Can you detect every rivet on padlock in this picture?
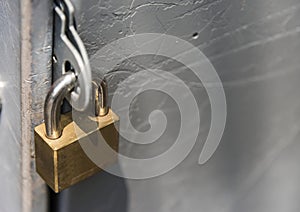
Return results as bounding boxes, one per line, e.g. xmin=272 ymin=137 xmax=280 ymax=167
xmin=34 ymin=73 xmax=119 ymax=193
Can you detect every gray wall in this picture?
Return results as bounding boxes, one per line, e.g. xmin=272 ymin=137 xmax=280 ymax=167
xmin=55 ymin=0 xmax=300 ymax=212
xmin=0 ymin=0 xmax=22 ymax=211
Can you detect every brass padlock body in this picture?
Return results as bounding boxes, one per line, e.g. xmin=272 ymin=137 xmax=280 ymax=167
xmin=34 ymin=109 xmax=119 ymax=193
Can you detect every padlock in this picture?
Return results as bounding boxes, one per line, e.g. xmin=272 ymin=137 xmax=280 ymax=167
xmin=34 ymin=72 xmax=119 ymax=193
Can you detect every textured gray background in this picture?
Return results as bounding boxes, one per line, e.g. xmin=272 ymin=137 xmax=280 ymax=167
xmin=0 ymin=0 xmax=51 ymax=211
xmin=54 ymin=0 xmax=300 ymax=212
xmin=0 ymin=1 xmax=22 ymax=211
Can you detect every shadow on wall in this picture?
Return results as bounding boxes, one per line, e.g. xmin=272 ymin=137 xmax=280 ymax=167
xmin=49 ymin=165 xmax=128 ymax=212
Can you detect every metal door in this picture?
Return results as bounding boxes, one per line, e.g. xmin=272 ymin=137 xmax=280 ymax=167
xmin=51 ymin=0 xmax=300 ymax=212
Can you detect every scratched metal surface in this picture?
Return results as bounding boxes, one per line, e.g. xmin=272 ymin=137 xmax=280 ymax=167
xmin=30 ymin=0 xmax=53 ymax=211
xmin=0 ymin=0 xmax=52 ymax=211
xmin=0 ymin=0 xmax=22 ymax=211
xmin=55 ymin=0 xmax=300 ymax=212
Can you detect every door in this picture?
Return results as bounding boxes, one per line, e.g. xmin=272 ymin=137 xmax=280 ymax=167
xmin=50 ymin=0 xmax=300 ymax=212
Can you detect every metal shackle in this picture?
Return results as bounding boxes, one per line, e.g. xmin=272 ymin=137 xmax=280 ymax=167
xmin=92 ymin=78 xmax=108 ymax=117
xmin=44 ymin=72 xmax=76 ymax=139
